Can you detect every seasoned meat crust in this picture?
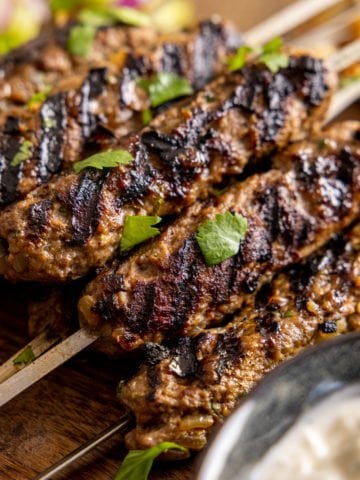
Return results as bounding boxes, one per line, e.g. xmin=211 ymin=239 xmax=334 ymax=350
xmin=0 ymin=54 xmax=335 ymax=282
xmin=0 ymin=19 xmax=239 ymax=205
xmin=119 ymin=221 xmax=360 ymax=451
xmin=78 ymin=123 xmax=360 ymax=350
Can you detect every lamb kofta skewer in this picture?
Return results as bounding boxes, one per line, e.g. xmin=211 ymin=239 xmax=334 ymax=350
xmin=0 ymin=51 xmax=336 ymax=282
xmin=1 ymin=118 xmax=360 ymax=408
xmin=120 ymin=219 xmax=360 ymax=451
xmin=78 ymin=121 xmax=360 ymax=350
xmin=0 ymin=18 xmax=240 ymax=206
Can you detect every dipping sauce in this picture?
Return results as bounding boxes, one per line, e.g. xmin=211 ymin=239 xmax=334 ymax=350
xmin=248 ymin=385 xmax=360 ymax=480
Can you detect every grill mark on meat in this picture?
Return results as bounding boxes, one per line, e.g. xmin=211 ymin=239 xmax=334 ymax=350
xmin=161 ymin=43 xmax=184 ymax=76
xmin=120 ymin=222 xmax=360 ymax=451
xmin=37 ymin=93 xmax=67 ymax=181
xmin=0 ymin=117 xmax=22 ymax=204
xmin=28 ymin=199 xmax=52 ymax=236
xmin=79 ymin=68 xmax=108 ymax=139
xmin=193 ymin=19 xmax=227 ymax=89
xmin=80 ymin=127 xmax=360 ymax=350
xmin=0 ymin=20 xmax=239 ymax=207
xmin=0 ymin=54 xmax=336 ymax=282
xmin=68 ymin=169 xmax=107 ymax=245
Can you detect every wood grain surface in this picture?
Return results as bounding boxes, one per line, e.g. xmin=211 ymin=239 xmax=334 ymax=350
xmin=0 ymin=0 xmax=359 ymax=479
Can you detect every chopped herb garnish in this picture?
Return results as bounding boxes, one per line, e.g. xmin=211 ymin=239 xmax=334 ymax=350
xmin=259 ymin=37 xmax=289 ymax=73
xmin=68 ymin=24 xmax=96 ymax=57
xmin=318 ymin=139 xmax=326 ymax=150
xmin=27 ymin=86 xmax=51 ymax=109
xmin=227 ymin=36 xmax=289 ymax=74
xmin=228 ymin=45 xmax=253 ymax=72
xmin=196 ymin=212 xmax=248 ymax=266
xmin=137 ymin=72 xmax=194 ymax=108
xmin=284 ymin=311 xmax=295 ymax=318
xmin=115 ymin=442 xmax=188 ymax=480
xmin=120 ymin=215 xmax=162 ymax=253
xmin=11 ymin=140 xmax=33 ymax=167
xmin=141 ymin=108 xmax=153 ymax=126
xmin=13 ymin=346 xmax=35 ymax=366
xmin=73 ymin=150 xmax=133 ymax=174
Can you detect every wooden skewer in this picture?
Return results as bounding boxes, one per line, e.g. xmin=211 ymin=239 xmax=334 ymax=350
xmin=0 ymin=0 xmax=347 ymax=395
xmin=0 ymin=330 xmax=61 ymax=384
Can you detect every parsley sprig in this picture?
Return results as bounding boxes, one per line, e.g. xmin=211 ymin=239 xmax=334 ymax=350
xmin=73 ymin=150 xmax=133 ymax=174
xmin=228 ymin=37 xmax=289 ymax=74
xmin=196 ymin=212 xmax=248 ymax=266
xmin=115 ymin=442 xmax=188 ymax=480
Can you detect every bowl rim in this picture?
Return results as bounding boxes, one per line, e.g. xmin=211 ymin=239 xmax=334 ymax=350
xmin=197 ymin=331 xmax=360 ymax=480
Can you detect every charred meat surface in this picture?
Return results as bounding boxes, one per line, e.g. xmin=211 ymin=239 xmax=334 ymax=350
xmin=0 ymin=54 xmax=335 ymax=282
xmin=0 ymin=19 xmax=240 ymax=205
xmin=78 ymin=123 xmax=360 ymax=350
xmin=119 ymin=221 xmax=360 ymax=451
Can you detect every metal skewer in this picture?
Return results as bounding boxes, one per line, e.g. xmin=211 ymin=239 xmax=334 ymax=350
xmin=33 ymin=415 xmax=132 ymax=480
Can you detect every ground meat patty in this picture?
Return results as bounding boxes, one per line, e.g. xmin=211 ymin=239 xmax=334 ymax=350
xmin=119 ymin=221 xmax=360 ymax=451
xmin=0 ymin=18 xmax=240 ymax=205
xmin=0 ymin=53 xmax=335 ymax=282
xmin=78 ymin=122 xmax=360 ymax=350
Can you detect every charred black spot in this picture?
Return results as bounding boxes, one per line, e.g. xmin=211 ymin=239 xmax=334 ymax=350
xmin=256 ymin=312 xmax=280 ymax=336
xmin=143 ymin=343 xmax=170 ymax=366
xmin=287 ymin=56 xmax=329 ymax=107
xmin=161 ymin=43 xmax=184 ymax=76
xmin=68 ymin=169 xmax=106 ymax=245
xmin=37 ymin=93 xmax=67 ymax=182
xmin=169 ymin=337 xmax=200 ymax=378
xmin=215 ymin=330 xmax=242 ymax=378
xmin=354 ymin=130 xmax=360 ymax=142
xmin=0 ymin=117 xmax=22 ymax=205
xmin=80 ymin=68 xmax=108 ymax=139
xmin=146 ymin=366 xmax=160 ymax=401
xmin=120 ymin=54 xmax=147 ymax=107
xmin=320 ymin=320 xmax=337 ymax=334
xmin=27 ymin=199 xmax=52 ymax=235
xmin=193 ymin=20 xmax=225 ymax=89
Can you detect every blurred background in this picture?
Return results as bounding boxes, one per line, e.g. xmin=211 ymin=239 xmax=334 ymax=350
xmin=0 ymin=0 xmax=294 ymax=54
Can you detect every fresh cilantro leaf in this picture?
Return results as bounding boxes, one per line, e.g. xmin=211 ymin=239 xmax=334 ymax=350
xmin=227 ymin=45 xmax=253 ymax=72
xmin=262 ymin=36 xmax=283 ymax=54
xmin=27 ymin=86 xmax=51 ymax=109
xmin=68 ymin=24 xmax=96 ymax=57
xmin=259 ymin=36 xmax=289 ymax=73
xmin=11 ymin=140 xmax=33 ymax=167
xmin=196 ymin=212 xmax=248 ymax=266
xmin=115 ymin=442 xmax=188 ymax=480
xmin=141 ymin=108 xmax=153 ymax=126
xmin=137 ymin=72 xmax=194 ymax=108
xmin=73 ymin=150 xmax=133 ymax=173
xmin=120 ymin=215 xmax=162 ymax=253
xmin=13 ymin=346 xmax=36 ymax=366
xmin=259 ymin=52 xmax=289 ymax=73
xmin=78 ymin=8 xmax=116 ymax=27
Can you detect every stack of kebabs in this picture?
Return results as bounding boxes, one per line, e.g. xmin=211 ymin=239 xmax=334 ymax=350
xmin=0 ymin=2 xmax=360 ymax=463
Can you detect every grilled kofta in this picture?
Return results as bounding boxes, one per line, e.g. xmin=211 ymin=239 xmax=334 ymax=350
xmin=120 ymin=221 xmax=360 ymax=451
xmin=0 ymin=19 xmax=240 ymax=205
xmin=78 ymin=122 xmax=360 ymax=350
xmin=0 ymin=53 xmax=335 ymax=282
